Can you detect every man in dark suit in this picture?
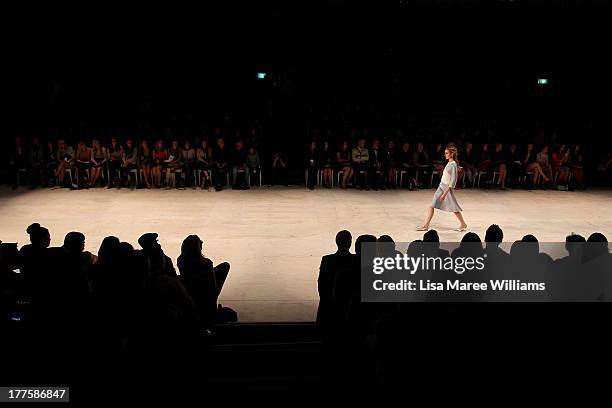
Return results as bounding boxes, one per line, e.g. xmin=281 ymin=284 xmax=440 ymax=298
xmin=316 ymin=230 xmax=354 ymax=335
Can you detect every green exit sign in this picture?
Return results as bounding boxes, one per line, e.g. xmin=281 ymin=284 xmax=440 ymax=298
xmin=537 ymin=78 xmax=548 ymax=85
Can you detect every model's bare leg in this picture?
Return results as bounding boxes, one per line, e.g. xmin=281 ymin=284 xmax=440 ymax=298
xmin=454 ymin=212 xmax=467 ymax=229
xmin=418 ymin=207 xmax=435 ymax=230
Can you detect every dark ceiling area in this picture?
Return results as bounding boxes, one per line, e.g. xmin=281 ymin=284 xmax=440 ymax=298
xmin=2 ymin=1 xmax=610 ymax=140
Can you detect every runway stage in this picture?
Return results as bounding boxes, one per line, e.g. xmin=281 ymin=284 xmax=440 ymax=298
xmin=1 ymin=186 xmax=611 ymax=321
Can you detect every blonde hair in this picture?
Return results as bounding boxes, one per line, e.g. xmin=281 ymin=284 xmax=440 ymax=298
xmin=445 ymin=145 xmax=458 ymax=161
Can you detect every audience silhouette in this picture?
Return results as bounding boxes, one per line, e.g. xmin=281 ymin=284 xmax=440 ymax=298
xmin=1 ymin=222 xmax=610 ymax=392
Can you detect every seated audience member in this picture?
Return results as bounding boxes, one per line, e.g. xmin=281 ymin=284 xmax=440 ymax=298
xmin=90 ymin=139 xmax=108 ymax=187
xmin=271 ymin=151 xmax=289 ymax=186
xmin=536 ymin=145 xmax=554 ymax=186
xmin=336 ymin=140 xmax=354 ymax=189
xmin=140 ymin=247 xmax=197 ymax=349
xmin=246 ymin=146 xmax=261 ymax=186
xmin=9 ymin=136 xmax=28 ymax=189
xmin=60 ymin=232 xmax=95 ymax=302
xmin=317 ymin=230 xmax=354 ymax=336
xmin=507 ymin=144 xmax=523 ymax=186
xmin=476 ymin=143 xmax=492 ymax=175
xmin=231 ymin=140 xmax=249 ymax=189
xmin=422 ymin=230 xmax=451 ymax=258
xmin=570 ymin=144 xmax=585 ymax=189
xmin=451 ymin=232 xmax=484 ymax=260
xmin=107 ymin=137 xmax=124 ymax=188
xmin=56 ymin=138 xmax=75 ymax=187
xmin=74 ymin=141 xmax=92 ymax=188
xmin=139 ymin=140 xmax=153 ymax=189
xmin=431 ymin=143 xmax=445 ymax=173
xmin=122 ymin=138 xmax=139 ymax=187
xmin=384 ymin=140 xmax=398 ymax=189
xmin=177 ymin=235 xmax=231 ymax=326
xmin=351 ymin=138 xmax=370 ymax=190
xmin=461 ymin=142 xmax=477 ymax=186
xmin=340 ymin=234 xmax=377 ymax=332
xmin=398 ymin=141 xmax=416 ymax=189
xmin=484 ymin=224 xmax=510 ymax=261
xmin=583 ymin=233 xmax=610 ymax=264
xmin=180 ymin=140 xmax=196 ymax=188
xmin=305 ymin=141 xmax=319 ymax=190
xmin=28 ymin=136 xmax=45 ymax=187
xmin=522 ymin=143 xmax=550 ymax=186
xmin=18 ymin=223 xmax=51 ymax=273
xmin=213 ymin=137 xmax=230 ymax=191
xmin=492 ymin=142 xmax=508 ymax=189
xmin=63 ymin=231 xmax=97 ymax=270
xmin=45 ymin=140 xmax=58 ymax=187
xmin=90 ymin=237 xmax=150 ymax=350
xmin=320 ymin=141 xmax=335 ymax=188
xmin=555 ymin=234 xmax=586 ymax=266
xmin=138 ymin=233 xmax=177 ymax=278
xmin=369 ymin=139 xmax=385 ymax=190
xmin=412 ymin=142 xmax=431 ymax=187
xmin=152 ymin=139 xmax=168 ymax=188
xmin=551 ymin=143 xmax=571 ymax=186
xmin=167 ymin=140 xmax=182 ymax=188
xmin=196 ymin=139 xmax=213 ymax=188
xmin=377 ymin=235 xmax=403 ymax=258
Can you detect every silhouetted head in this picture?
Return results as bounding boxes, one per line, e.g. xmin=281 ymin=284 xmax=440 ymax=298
xmin=26 ymin=223 xmax=50 ymax=249
xmin=377 ymin=235 xmax=396 ymax=257
xmin=461 ymin=232 xmax=481 ymax=243
xmin=335 ymin=230 xmax=352 ymax=252
xmin=407 ymin=240 xmax=424 ymax=257
xmin=181 ymin=235 xmax=203 ymax=259
xmin=423 ymin=230 xmax=440 ymax=243
xmin=63 ymin=231 xmax=85 ymax=254
xmin=355 ymin=234 xmax=377 ymax=256
xmin=119 ymin=241 xmax=134 ymax=254
xmin=565 ymin=233 xmax=586 ymax=255
xmin=98 ymin=236 xmax=121 ymax=264
xmin=520 ymin=234 xmax=540 ymax=257
xmin=587 ymin=233 xmax=608 ymax=243
xmin=138 ymin=233 xmax=161 ymax=253
xmin=585 ymin=232 xmax=609 ymax=259
xmin=485 ymin=224 xmax=504 ymax=244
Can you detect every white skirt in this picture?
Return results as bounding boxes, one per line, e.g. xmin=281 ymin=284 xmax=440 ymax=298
xmin=431 ymin=182 xmax=462 ymax=212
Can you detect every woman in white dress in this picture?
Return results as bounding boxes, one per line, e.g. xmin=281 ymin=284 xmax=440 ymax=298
xmin=417 ymin=145 xmax=467 ymax=232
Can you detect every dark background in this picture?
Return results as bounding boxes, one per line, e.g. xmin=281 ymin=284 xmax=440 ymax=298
xmin=3 ymin=0 xmax=611 ymax=176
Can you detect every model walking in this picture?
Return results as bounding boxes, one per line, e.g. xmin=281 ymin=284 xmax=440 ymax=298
xmin=417 ymin=145 xmax=467 ymax=232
